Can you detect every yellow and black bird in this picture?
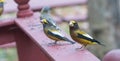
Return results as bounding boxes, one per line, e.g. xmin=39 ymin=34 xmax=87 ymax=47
xmin=69 ymin=20 xmax=104 ymax=49
xmin=0 ymin=0 xmax=4 ymax=15
xmin=40 ymin=6 xmax=60 ymax=30
xmin=41 ymin=19 xmax=75 ymax=44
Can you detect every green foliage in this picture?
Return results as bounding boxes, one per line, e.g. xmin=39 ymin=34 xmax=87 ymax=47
xmin=0 ymin=48 xmax=18 ymax=61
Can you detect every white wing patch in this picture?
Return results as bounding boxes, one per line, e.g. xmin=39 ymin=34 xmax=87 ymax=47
xmin=52 ymin=31 xmax=64 ymax=37
xmin=83 ymin=34 xmax=93 ymax=39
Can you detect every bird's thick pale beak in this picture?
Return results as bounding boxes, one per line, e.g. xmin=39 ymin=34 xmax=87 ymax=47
xmin=40 ymin=19 xmax=48 ymax=24
xmin=40 ymin=19 xmax=44 ymax=23
xmin=69 ymin=21 xmax=74 ymax=26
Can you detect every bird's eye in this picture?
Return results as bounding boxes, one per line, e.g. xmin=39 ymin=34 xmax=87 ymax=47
xmin=72 ymin=21 xmax=76 ymax=24
xmin=70 ymin=20 xmax=76 ymax=25
xmin=69 ymin=22 xmax=74 ymax=26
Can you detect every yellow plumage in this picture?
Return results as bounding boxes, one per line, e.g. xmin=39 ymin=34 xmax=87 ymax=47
xmin=0 ymin=8 xmax=3 ymax=15
xmin=69 ymin=20 xmax=103 ymax=48
xmin=72 ymin=30 xmax=95 ymax=44
xmin=41 ymin=19 xmax=75 ymax=44
xmin=0 ymin=0 xmax=4 ymax=2
xmin=0 ymin=0 xmax=4 ymax=15
xmin=44 ymin=29 xmax=63 ymax=41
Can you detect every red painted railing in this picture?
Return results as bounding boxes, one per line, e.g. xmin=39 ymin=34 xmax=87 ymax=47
xmin=0 ymin=0 xmax=100 ymax=61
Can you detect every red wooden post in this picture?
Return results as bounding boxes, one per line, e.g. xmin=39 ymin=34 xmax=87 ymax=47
xmin=14 ymin=0 xmax=33 ymax=18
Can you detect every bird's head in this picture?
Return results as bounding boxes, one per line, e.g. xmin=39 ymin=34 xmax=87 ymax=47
xmin=69 ymin=20 xmax=77 ymax=26
xmin=40 ymin=19 xmax=48 ymax=24
xmin=0 ymin=0 xmax=4 ymax=3
xmin=69 ymin=20 xmax=79 ymax=29
xmin=41 ymin=6 xmax=51 ymax=13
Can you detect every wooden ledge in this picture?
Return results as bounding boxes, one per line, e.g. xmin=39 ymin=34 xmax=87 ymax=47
xmin=0 ymin=19 xmax=15 ymax=27
xmin=0 ymin=42 xmax=16 ymax=48
xmin=14 ymin=15 xmax=100 ymax=61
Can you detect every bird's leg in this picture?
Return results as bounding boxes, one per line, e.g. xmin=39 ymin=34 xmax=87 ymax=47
xmin=81 ymin=44 xmax=87 ymax=51
xmin=84 ymin=44 xmax=87 ymax=48
xmin=79 ymin=45 xmax=84 ymax=49
xmin=54 ymin=41 xmax=57 ymax=44
xmin=76 ymin=44 xmax=87 ymax=51
xmin=76 ymin=45 xmax=84 ymax=50
xmin=48 ymin=41 xmax=57 ymax=46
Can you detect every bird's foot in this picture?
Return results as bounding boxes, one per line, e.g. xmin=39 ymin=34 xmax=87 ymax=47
xmin=71 ymin=42 xmax=76 ymax=44
xmin=75 ymin=48 xmax=86 ymax=51
xmin=48 ymin=41 xmax=58 ymax=45
xmin=75 ymin=45 xmax=86 ymax=51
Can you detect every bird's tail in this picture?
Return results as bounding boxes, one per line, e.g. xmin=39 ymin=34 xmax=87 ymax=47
xmin=94 ymin=39 xmax=105 ymax=47
xmin=98 ymin=42 xmax=105 ymax=47
xmin=63 ymin=37 xmax=75 ymax=44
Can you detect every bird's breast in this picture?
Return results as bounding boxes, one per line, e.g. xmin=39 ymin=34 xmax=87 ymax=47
xmin=0 ymin=8 xmax=3 ymax=15
xmin=44 ymin=29 xmax=62 ymax=41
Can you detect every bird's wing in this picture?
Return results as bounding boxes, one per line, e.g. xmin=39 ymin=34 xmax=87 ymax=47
xmin=76 ymin=31 xmax=97 ymax=42
xmin=77 ymin=30 xmax=93 ymax=39
xmin=75 ymin=30 xmax=103 ymax=45
xmin=82 ymin=33 xmax=93 ymax=39
xmin=47 ymin=30 xmax=64 ymax=39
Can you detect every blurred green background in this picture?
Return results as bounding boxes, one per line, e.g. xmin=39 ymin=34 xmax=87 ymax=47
xmin=0 ymin=48 xmax=18 ymax=61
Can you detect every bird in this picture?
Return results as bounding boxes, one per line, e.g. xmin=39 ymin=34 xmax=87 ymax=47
xmin=40 ymin=6 xmax=60 ymax=30
xmin=69 ymin=20 xmax=104 ymax=49
xmin=40 ymin=19 xmax=75 ymax=44
xmin=0 ymin=0 xmax=4 ymax=15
